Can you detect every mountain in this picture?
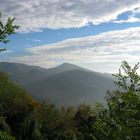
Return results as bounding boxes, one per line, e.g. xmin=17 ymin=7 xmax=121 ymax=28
xmin=0 ymin=62 xmax=116 ymax=106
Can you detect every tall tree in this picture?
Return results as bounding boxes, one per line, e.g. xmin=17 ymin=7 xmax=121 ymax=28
xmin=113 ymin=61 xmax=140 ymax=92
xmin=0 ymin=12 xmax=19 ymax=52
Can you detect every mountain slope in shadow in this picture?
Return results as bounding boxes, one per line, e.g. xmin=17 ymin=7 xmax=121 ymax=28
xmin=0 ymin=62 xmax=115 ymax=106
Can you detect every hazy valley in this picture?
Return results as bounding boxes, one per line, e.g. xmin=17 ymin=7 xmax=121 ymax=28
xmin=0 ymin=62 xmax=116 ymax=106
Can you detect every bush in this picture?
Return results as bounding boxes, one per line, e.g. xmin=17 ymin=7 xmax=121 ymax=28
xmin=0 ymin=131 xmax=15 ymax=140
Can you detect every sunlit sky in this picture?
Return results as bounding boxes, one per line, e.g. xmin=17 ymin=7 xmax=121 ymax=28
xmin=0 ymin=0 xmax=140 ymax=73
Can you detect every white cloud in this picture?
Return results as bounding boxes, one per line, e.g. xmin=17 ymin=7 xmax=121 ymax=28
xmin=1 ymin=0 xmax=140 ymax=32
xmin=114 ymin=7 xmax=140 ymax=23
xmin=32 ymin=39 xmax=42 ymax=42
xmin=27 ymin=38 xmax=42 ymax=42
xmin=8 ymin=27 xmax=140 ymax=72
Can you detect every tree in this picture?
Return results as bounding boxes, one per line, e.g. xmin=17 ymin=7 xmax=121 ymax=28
xmin=110 ymin=61 xmax=140 ymax=139
xmin=113 ymin=61 xmax=140 ymax=92
xmin=106 ymin=91 xmax=140 ymax=139
xmin=0 ymin=12 xmax=19 ymax=52
xmin=0 ymin=72 xmax=36 ymax=139
xmin=95 ymin=61 xmax=140 ymax=139
xmin=74 ymin=104 xmax=96 ymax=140
xmin=90 ymin=61 xmax=140 ymax=140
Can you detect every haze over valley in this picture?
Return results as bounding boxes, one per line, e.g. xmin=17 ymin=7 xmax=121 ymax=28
xmin=0 ymin=62 xmax=115 ymax=106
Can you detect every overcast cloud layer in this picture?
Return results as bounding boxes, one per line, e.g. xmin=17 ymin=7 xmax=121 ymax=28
xmin=8 ymin=27 xmax=140 ymax=72
xmin=1 ymin=0 xmax=140 ymax=32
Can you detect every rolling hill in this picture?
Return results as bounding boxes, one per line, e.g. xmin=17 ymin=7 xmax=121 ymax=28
xmin=0 ymin=62 xmax=116 ymax=106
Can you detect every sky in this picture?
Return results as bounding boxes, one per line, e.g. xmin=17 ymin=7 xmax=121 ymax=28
xmin=0 ymin=0 xmax=140 ymax=73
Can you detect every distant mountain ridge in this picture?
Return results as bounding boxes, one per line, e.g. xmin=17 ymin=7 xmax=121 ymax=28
xmin=0 ymin=62 xmax=115 ymax=106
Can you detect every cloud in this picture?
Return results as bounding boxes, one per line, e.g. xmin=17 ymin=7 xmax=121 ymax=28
xmin=114 ymin=8 xmax=140 ymax=23
xmin=32 ymin=39 xmax=42 ymax=42
xmin=27 ymin=38 xmax=42 ymax=42
xmin=1 ymin=0 xmax=140 ymax=32
xmin=8 ymin=27 xmax=140 ymax=72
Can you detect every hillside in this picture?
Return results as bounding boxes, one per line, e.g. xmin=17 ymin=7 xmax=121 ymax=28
xmin=0 ymin=62 xmax=116 ymax=105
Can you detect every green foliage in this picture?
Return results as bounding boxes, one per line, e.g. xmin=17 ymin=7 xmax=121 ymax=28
xmin=0 ymin=117 xmax=10 ymax=133
xmin=107 ymin=91 xmax=140 ymax=139
xmin=0 ymin=12 xmax=19 ymax=51
xmin=95 ymin=91 xmax=140 ymax=139
xmin=0 ymin=61 xmax=140 ymax=139
xmin=0 ymin=72 xmax=36 ymax=138
xmin=0 ymin=131 xmax=15 ymax=140
xmin=74 ymin=104 xmax=96 ymax=140
xmin=113 ymin=61 xmax=140 ymax=92
xmin=97 ymin=61 xmax=140 ymax=139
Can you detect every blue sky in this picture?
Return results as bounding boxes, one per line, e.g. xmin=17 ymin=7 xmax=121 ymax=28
xmin=1 ymin=0 xmax=140 ymax=73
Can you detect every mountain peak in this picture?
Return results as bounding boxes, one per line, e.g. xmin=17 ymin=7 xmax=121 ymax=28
xmin=0 ymin=61 xmax=115 ymax=106
xmin=55 ymin=63 xmax=87 ymax=72
xmin=59 ymin=63 xmax=78 ymax=67
xmin=59 ymin=63 xmax=89 ymax=69
xmin=58 ymin=63 xmax=78 ymax=67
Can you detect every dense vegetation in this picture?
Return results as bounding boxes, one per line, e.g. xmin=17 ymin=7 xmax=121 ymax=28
xmin=0 ymin=61 xmax=140 ymax=140
xmin=0 ymin=12 xmax=140 ymax=140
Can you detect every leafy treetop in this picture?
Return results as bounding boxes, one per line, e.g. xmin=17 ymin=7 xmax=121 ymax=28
xmin=0 ymin=12 xmax=19 ymax=52
xmin=113 ymin=61 xmax=140 ymax=92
